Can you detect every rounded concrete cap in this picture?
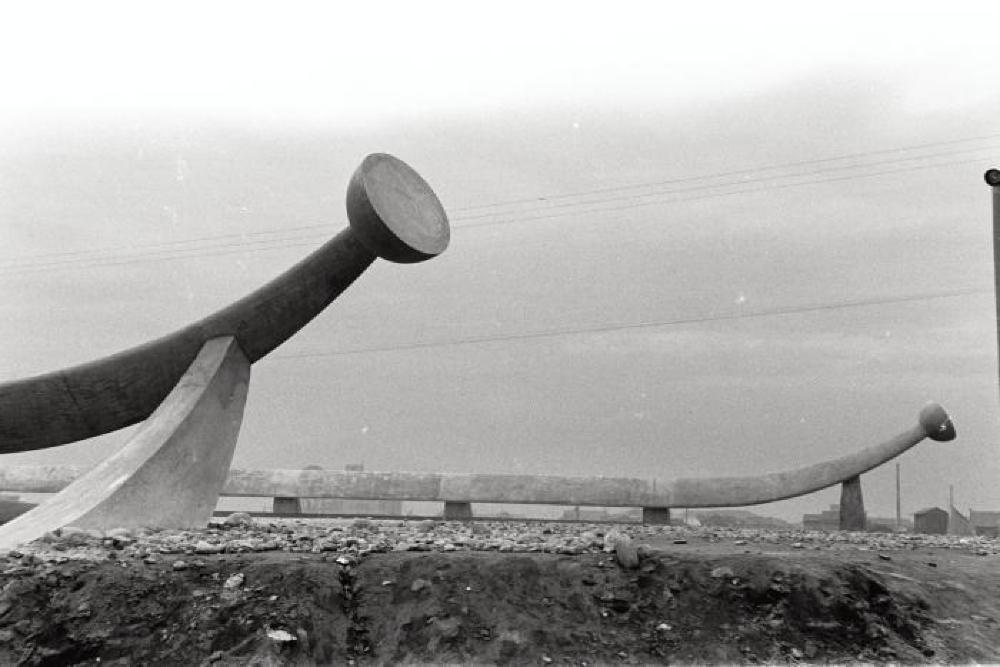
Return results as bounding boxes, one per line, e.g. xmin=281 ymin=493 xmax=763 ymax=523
xmin=919 ymin=402 xmax=956 ymax=442
xmin=346 ymin=153 xmax=450 ymax=263
xmin=986 ymin=169 xmax=1000 ymax=187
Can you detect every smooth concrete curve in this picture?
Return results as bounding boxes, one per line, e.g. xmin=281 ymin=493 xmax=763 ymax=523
xmin=0 ymin=153 xmax=449 ymax=453
xmin=0 ymin=337 xmax=250 ymax=549
xmin=1 ymin=404 xmax=952 ymax=510
xmin=224 ymin=404 xmax=953 ymax=508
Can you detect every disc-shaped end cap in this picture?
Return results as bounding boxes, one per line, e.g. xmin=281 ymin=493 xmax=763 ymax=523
xmin=919 ymin=402 xmax=956 ymax=442
xmin=346 ymin=153 xmax=450 ymax=263
xmin=986 ymin=169 xmax=1000 ymax=187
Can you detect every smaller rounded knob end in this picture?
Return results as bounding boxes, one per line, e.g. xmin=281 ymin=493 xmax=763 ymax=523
xmin=919 ymin=402 xmax=956 ymax=442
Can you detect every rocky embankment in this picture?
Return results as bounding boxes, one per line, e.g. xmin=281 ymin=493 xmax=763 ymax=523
xmin=1 ymin=518 xmax=1000 ymax=664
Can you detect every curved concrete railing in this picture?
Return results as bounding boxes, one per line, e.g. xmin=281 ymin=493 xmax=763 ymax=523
xmin=0 ymin=154 xmax=449 ymax=453
xmin=0 ymin=404 xmax=955 ymax=509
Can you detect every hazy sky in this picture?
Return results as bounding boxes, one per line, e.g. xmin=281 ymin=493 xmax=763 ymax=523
xmin=1 ymin=1 xmax=999 ymax=521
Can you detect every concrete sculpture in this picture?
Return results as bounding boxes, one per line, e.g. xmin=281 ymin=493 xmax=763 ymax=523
xmin=0 ymin=158 xmax=971 ymax=545
xmin=0 ymin=153 xmax=449 ymax=548
xmin=0 ymin=403 xmax=955 ymax=529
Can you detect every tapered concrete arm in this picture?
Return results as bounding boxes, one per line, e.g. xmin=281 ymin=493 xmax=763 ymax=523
xmin=0 ymin=405 xmax=955 ymax=508
xmin=670 ymin=403 xmax=955 ymax=507
xmin=0 ymin=154 xmax=449 ymax=452
xmin=222 ymin=404 xmax=956 ymax=508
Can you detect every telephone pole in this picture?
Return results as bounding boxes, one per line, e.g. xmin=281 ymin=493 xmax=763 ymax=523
xmin=987 ymin=169 xmax=1000 ymax=399
xmin=895 ymin=462 xmax=901 ymax=531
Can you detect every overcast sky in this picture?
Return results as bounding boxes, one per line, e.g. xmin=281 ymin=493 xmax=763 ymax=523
xmin=1 ymin=1 xmax=999 ymax=522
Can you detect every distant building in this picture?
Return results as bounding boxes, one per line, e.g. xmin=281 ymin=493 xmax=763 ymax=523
xmin=913 ymin=507 xmax=948 ymax=534
xmin=969 ymin=510 xmax=1000 ymax=538
xmin=866 ymin=516 xmax=912 ymax=533
xmin=947 ymin=506 xmax=975 ymax=536
xmin=559 ymin=507 xmax=642 ymax=522
xmin=695 ymin=509 xmax=793 ymax=529
xmin=802 ymin=505 xmax=840 ymax=531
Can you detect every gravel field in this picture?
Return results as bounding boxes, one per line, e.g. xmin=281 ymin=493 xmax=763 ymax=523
xmin=10 ymin=515 xmax=1000 ymax=563
xmin=2 ymin=518 xmax=1000 ymax=664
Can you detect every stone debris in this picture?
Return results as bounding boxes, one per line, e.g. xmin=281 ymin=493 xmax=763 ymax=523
xmin=614 ymin=538 xmax=640 ymax=570
xmin=266 ymin=628 xmax=296 ymax=642
xmin=2 ymin=519 xmax=999 ymax=568
xmin=223 ymin=572 xmax=245 ymax=589
xmin=222 ymin=512 xmax=254 ymax=528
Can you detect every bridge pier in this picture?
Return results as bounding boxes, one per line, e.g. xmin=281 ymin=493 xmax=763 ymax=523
xmin=839 ymin=475 xmax=866 ymax=531
xmin=642 ymin=507 xmax=671 ymax=525
xmin=444 ymin=501 xmax=473 ymax=520
xmin=272 ymin=497 xmax=302 ymax=515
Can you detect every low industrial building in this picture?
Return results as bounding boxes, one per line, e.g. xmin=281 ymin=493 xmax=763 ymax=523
xmin=802 ymin=505 xmax=841 ymax=531
xmin=969 ymin=510 xmax=1000 ymax=537
xmin=913 ymin=507 xmax=948 ymax=534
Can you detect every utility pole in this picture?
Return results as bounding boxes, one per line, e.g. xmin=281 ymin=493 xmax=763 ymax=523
xmin=895 ymin=462 xmax=901 ymax=532
xmin=987 ymin=169 xmax=1000 ymax=400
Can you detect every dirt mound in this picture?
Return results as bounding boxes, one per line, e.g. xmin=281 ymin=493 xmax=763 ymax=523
xmin=2 ymin=541 xmax=996 ymax=665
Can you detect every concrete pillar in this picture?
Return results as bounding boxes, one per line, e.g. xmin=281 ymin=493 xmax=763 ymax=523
xmin=443 ymin=501 xmax=473 ymax=520
xmin=642 ymin=507 xmax=671 ymax=525
xmin=273 ymin=497 xmax=302 ymax=515
xmin=839 ymin=475 xmax=866 ymax=531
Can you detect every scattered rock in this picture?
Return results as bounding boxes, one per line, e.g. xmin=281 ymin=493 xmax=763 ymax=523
xmin=266 ymin=628 xmax=297 ymax=642
xmin=223 ymin=512 xmax=254 ymax=528
xmin=223 ymin=572 xmax=245 ymax=589
xmin=194 ymin=541 xmax=224 ymax=555
xmin=614 ymin=538 xmax=640 ymax=569
xmin=411 ymin=578 xmax=431 ymax=592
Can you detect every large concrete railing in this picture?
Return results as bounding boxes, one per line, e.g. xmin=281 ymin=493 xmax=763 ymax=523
xmin=0 ymin=403 xmax=956 ymax=525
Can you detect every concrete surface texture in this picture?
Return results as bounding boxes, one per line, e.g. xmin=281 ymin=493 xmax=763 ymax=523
xmin=0 ymin=337 xmax=250 ymax=550
xmin=0 ymin=153 xmax=450 ymax=452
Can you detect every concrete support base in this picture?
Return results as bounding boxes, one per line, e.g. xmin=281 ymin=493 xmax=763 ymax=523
xmin=272 ymin=497 xmax=302 ymax=515
xmin=839 ymin=475 xmax=867 ymax=531
xmin=0 ymin=337 xmax=250 ymax=550
xmin=642 ymin=507 xmax=671 ymax=525
xmin=444 ymin=501 xmax=473 ymax=520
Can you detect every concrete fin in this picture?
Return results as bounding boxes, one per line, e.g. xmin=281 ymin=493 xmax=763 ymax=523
xmin=0 ymin=337 xmax=250 ymax=550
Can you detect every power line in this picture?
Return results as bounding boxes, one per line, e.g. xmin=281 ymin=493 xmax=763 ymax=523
xmin=453 ymin=143 xmax=1000 ymax=222
xmin=458 ymin=154 xmax=998 ymax=230
xmin=271 ymin=286 xmax=989 ymax=361
xmin=0 ymin=225 xmax=330 ymax=270
xmin=449 ymin=132 xmax=1000 ymax=212
xmin=2 ymin=133 xmax=998 ymax=271
xmin=1 ymin=146 xmax=995 ymax=276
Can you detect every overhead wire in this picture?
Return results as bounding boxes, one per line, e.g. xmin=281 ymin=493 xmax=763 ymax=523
xmin=458 ymin=153 xmax=999 ymax=230
xmin=271 ymin=286 xmax=990 ymax=361
xmin=1 ymin=134 xmax=998 ymax=274
xmin=449 ymin=131 xmax=1000 ymax=212
xmin=453 ymin=142 xmax=1000 ymax=222
xmin=0 ymin=134 xmax=993 ymax=363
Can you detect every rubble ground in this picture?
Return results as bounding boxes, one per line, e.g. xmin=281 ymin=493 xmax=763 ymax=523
xmin=1 ymin=518 xmax=1000 ymax=664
